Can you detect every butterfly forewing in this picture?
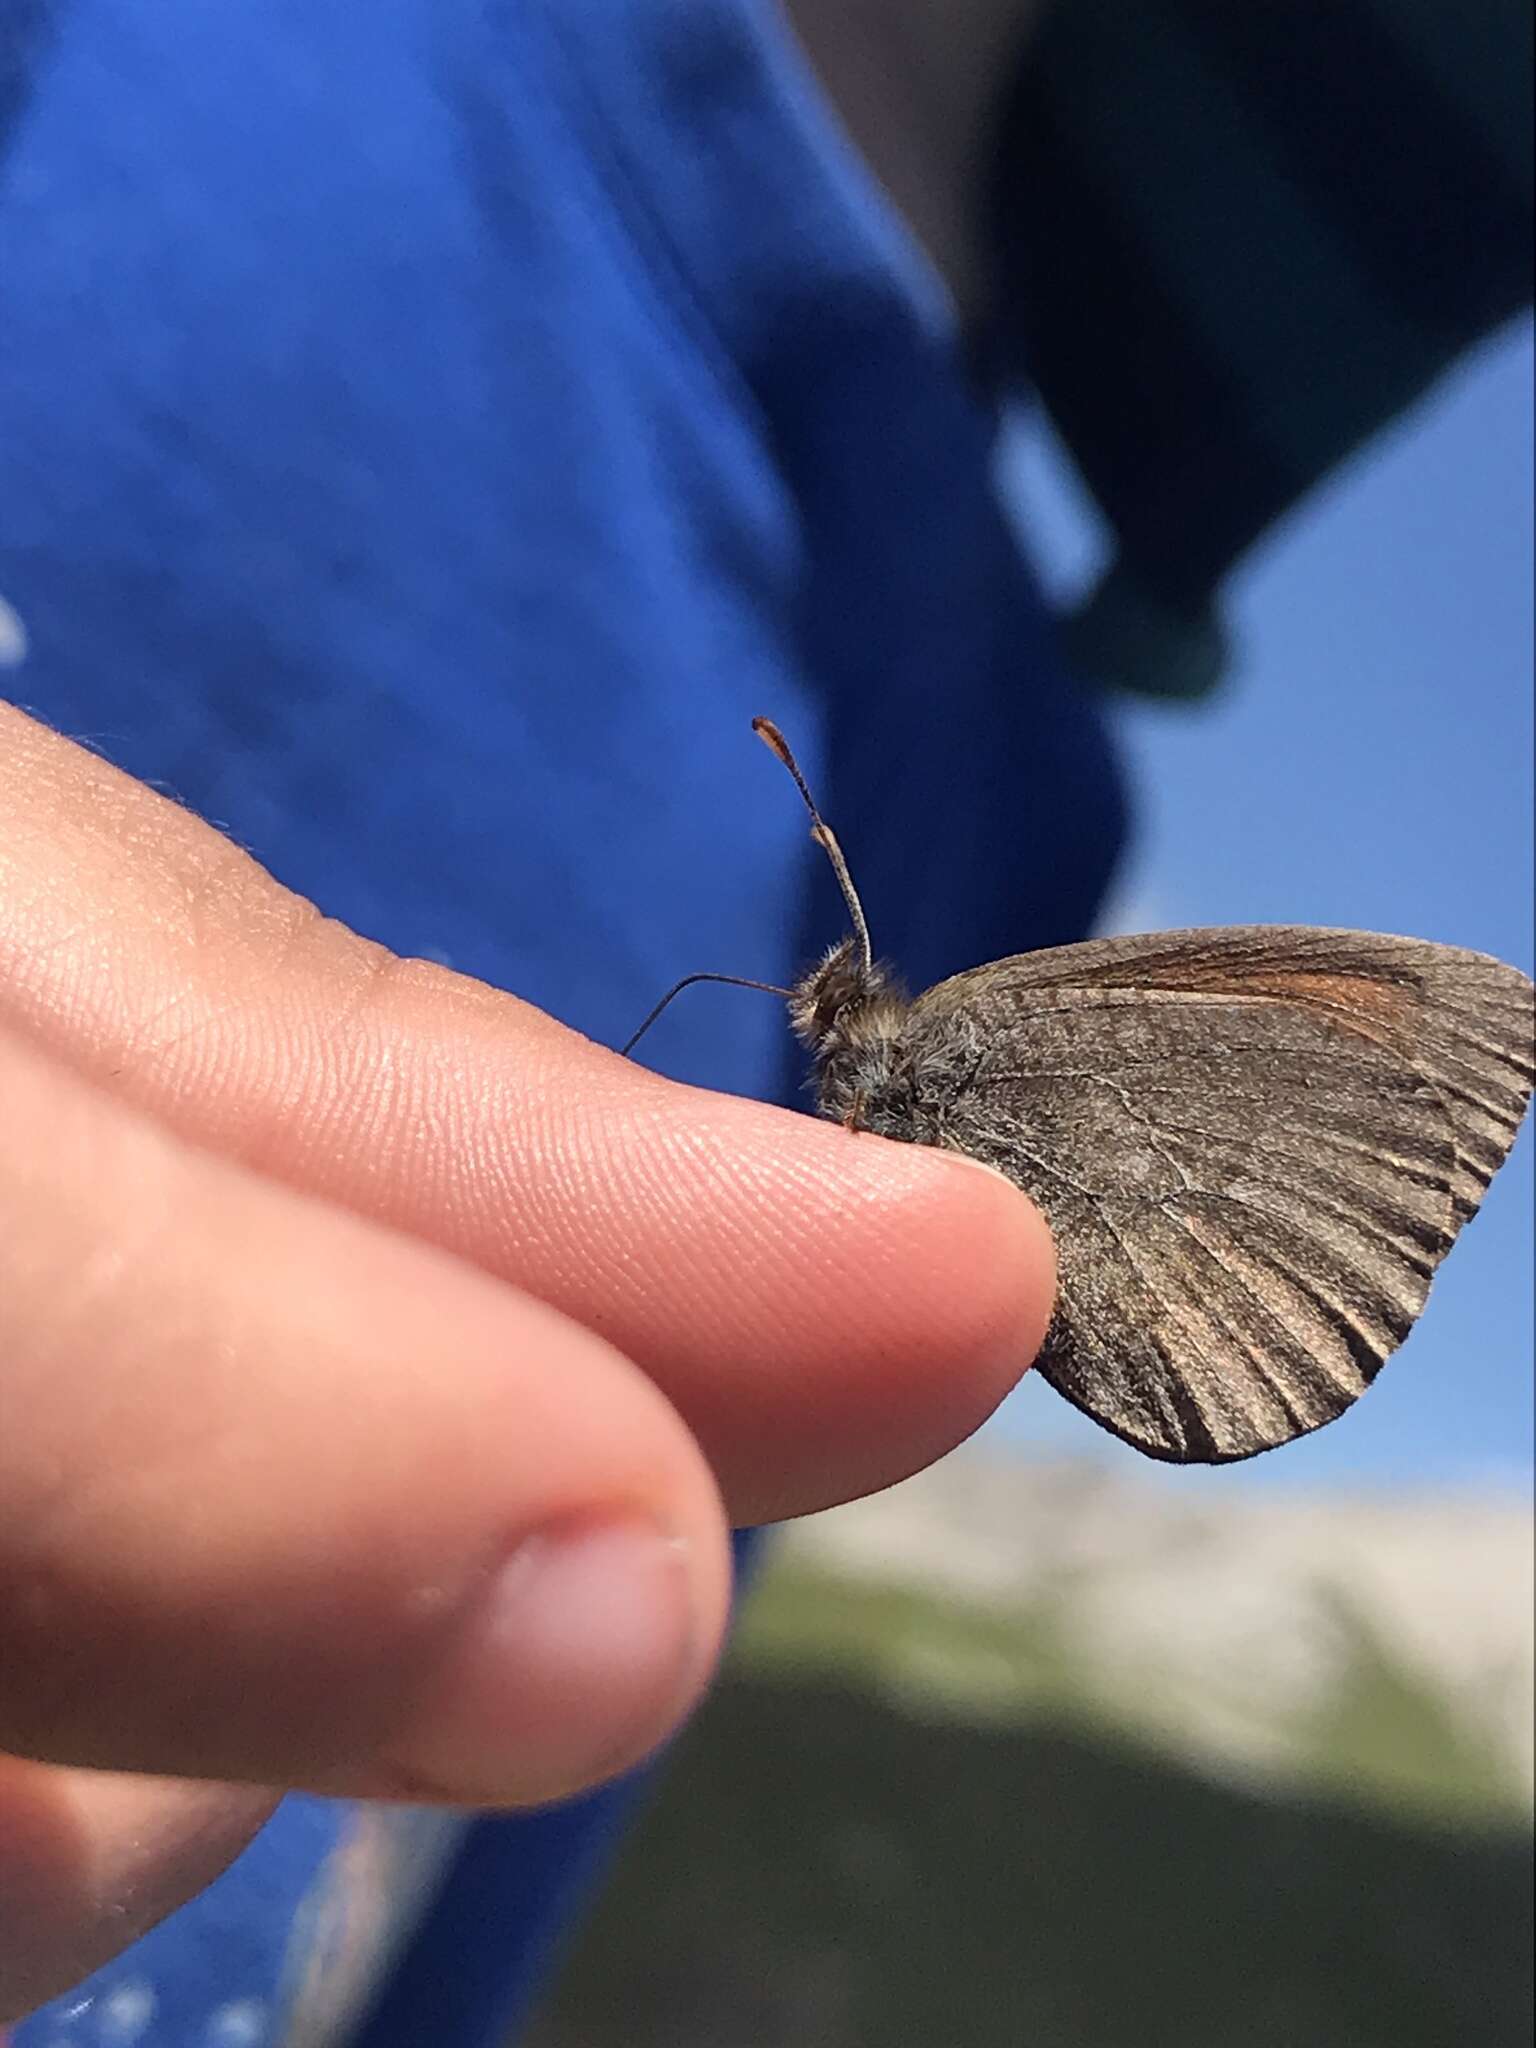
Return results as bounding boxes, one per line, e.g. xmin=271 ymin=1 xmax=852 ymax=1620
xmin=905 ymin=928 xmax=1535 ymax=1463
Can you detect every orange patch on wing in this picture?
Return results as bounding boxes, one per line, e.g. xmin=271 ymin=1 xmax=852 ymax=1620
xmin=1202 ymin=968 xmax=1422 ymax=1049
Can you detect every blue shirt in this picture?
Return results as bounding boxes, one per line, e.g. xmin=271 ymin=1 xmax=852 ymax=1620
xmin=1 ymin=2 xmax=1125 ymax=2040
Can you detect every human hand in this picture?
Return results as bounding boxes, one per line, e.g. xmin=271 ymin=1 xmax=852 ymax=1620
xmin=0 ymin=703 xmax=1053 ymax=2014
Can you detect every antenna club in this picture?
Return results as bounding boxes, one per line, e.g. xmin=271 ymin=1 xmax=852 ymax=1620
xmin=752 ymin=715 xmax=874 ymax=976
xmin=751 ymin=715 xmax=794 ymax=768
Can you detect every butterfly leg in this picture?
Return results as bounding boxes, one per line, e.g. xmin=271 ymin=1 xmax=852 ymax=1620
xmin=843 ymin=1092 xmax=867 ymax=1133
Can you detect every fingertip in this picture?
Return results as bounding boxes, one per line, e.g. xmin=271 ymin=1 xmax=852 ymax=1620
xmin=921 ymin=1142 xmax=1058 ymax=1344
xmin=370 ymin=1509 xmax=730 ymax=1807
xmin=639 ymin=1089 xmax=1056 ymax=1522
xmin=821 ymin=1134 xmax=1056 ymax=1485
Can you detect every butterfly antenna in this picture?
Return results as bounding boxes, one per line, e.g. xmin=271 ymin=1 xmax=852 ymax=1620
xmin=620 ymin=971 xmax=791 ymax=1057
xmin=752 ymin=717 xmax=873 ymax=975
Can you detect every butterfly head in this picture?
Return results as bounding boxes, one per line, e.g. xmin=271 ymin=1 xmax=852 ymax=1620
xmin=787 ymin=938 xmax=907 ymax=1057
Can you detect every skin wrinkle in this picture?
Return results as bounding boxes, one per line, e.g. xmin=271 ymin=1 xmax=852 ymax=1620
xmin=497 ymin=1086 xmax=643 ymax=1282
xmin=634 ymin=1124 xmax=877 ymax=1327
xmin=119 ymin=985 xmax=270 ymax=1082
xmin=555 ymin=1104 xmax=752 ymax=1284
xmin=264 ymin=984 xmax=448 ymax=1188
xmin=133 ymin=899 xmax=360 ymax=1089
xmin=0 ymin=895 xmax=127 ymax=977
xmin=587 ymin=1136 xmax=772 ymax=1335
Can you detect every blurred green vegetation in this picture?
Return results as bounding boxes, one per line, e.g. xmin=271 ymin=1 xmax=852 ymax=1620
xmin=737 ymin=1563 xmax=1529 ymax=1829
xmin=526 ymin=1562 xmax=1532 ymax=2048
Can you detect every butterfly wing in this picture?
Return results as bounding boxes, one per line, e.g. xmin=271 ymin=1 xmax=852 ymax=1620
xmin=907 ymin=929 xmax=1535 ymax=1463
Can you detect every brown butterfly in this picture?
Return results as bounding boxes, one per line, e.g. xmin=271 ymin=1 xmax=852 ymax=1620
xmin=626 ymin=719 xmax=1536 ymax=1464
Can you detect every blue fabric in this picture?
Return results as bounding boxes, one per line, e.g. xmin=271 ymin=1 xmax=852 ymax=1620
xmin=7 ymin=1800 xmax=352 ymax=2048
xmin=2 ymin=0 xmax=1126 ymax=2041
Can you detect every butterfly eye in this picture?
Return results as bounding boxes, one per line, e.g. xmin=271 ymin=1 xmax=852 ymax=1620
xmin=813 ymin=985 xmax=845 ymax=1034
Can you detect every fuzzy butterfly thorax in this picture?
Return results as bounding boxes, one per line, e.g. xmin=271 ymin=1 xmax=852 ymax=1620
xmin=790 ymin=938 xmax=991 ymax=1145
xmin=788 ymin=939 xmax=898 ymax=1048
xmin=791 ymin=940 xmax=911 ymax=1132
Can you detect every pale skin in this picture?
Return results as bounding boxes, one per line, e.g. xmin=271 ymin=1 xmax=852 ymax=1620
xmin=0 ymin=3 xmax=1050 ymax=2015
xmin=0 ymin=705 xmax=1052 ymax=2013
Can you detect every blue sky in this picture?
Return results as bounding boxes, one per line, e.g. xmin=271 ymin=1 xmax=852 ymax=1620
xmin=989 ymin=318 xmax=1534 ymax=1499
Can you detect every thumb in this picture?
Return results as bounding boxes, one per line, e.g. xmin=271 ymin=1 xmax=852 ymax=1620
xmin=0 ymin=1022 xmax=731 ymax=1804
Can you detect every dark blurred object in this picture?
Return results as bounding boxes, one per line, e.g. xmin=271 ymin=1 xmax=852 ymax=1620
xmin=988 ymin=0 xmax=1535 ymax=698
xmin=527 ymin=1449 xmax=1532 ymax=2048
xmin=525 ymin=1669 xmax=1531 ymax=2048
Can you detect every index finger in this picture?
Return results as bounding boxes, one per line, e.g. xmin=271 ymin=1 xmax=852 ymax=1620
xmin=0 ymin=705 xmax=1054 ymax=1522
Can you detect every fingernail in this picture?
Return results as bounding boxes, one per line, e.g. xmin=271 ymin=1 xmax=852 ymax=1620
xmin=390 ymin=1516 xmax=701 ymax=1803
xmin=928 ymin=1150 xmax=1030 ymax=1197
xmin=907 ymin=1143 xmax=1049 ymax=1225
